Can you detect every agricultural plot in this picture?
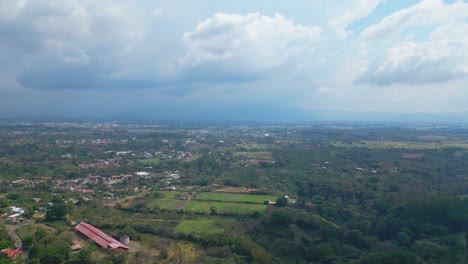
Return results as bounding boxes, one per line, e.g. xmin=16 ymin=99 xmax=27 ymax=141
xmin=148 ymin=199 xmax=267 ymax=214
xmin=331 ymin=141 xmax=468 ymax=150
xmin=195 ymin=192 xmax=276 ymax=204
xmin=142 ymin=191 xmax=184 ymax=199
xmin=148 ymin=199 xmax=187 ymax=210
xmin=236 ymin=144 xmax=274 ymax=150
xmin=233 ymin=151 xmax=273 ymax=160
xmin=174 ymin=218 xmax=237 ymax=234
xmin=137 ymin=158 xmax=161 ymax=165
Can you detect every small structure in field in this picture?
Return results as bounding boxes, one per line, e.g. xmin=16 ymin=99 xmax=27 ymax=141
xmin=119 ymin=235 xmax=130 ymax=245
xmin=70 ymin=244 xmax=82 ymax=251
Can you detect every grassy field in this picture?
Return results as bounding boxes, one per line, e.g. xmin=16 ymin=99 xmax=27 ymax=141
xmin=195 ymin=192 xmax=276 ymax=204
xmin=148 ymin=199 xmax=267 ymax=214
xmin=236 ymin=144 xmax=274 ymax=150
xmin=331 ymin=140 xmax=468 ymax=150
xmin=174 ymin=218 xmax=237 ymax=234
xmin=142 ymin=191 xmax=184 ymax=199
xmin=16 ymin=224 xmax=37 ymax=238
xmin=137 ymin=158 xmax=161 ymax=165
xmin=234 ymin=151 xmax=273 ymax=160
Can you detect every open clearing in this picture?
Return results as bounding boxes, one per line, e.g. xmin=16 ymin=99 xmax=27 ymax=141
xmin=137 ymin=158 xmax=161 ymax=165
xmin=195 ymin=192 xmax=276 ymax=204
xmin=148 ymin=199 xmax=266 ymax=214
xmin=234 ymin=151 xmax=273 ymax=160
xmin=236 ymin=144 xmax=274 ymax=150
xmin=174 ymin=218 xmax=237 ymax=234
xmin=331 ymin=141 xmax=468 ymax=150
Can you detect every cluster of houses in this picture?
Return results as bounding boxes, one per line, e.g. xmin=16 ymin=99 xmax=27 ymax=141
xmin=78 ymin=159 xmax=121 ymax=169
xmin=53 ymin=171 xmax=183 ymax=198
xmin=5 ymin=206 xmax=25 ymax=224
xmin=153 ymin=150 xmax=195 ymax=160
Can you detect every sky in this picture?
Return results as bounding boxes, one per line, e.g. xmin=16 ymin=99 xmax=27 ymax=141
xmin=0 ymin=0 xmax=467 ymax=120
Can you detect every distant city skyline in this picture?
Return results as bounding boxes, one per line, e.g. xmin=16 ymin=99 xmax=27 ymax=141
xmin=0 ymin=0 xmax=467 ymax=120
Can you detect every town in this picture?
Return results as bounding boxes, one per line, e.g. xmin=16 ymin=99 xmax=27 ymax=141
xmin=0 ymin=121 xmax=467 ymax=263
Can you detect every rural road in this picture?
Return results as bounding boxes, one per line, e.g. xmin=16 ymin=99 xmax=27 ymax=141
xmin=7 ymin=221 xmax=31 ymax=263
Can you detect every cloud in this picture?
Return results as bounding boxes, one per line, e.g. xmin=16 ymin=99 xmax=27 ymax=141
xmin=0 ymin=0 xmax=28 ymax=20
xmin=17 ymin=61 xmax=162 ymax=90
xmin=361 ymin=0 xmax=468 ymax=40
xmin=328 ymin=0 xmax=385 ymax=38
xmin=358 ymin=38 xmax=468 ymax=85
xmin=357 ymin=0 xmax=468 ymax=85
xmin=179 ymin=13 xmax=321 ymax=83
xmin=0 ymin=0 xmax=166 ymax=90
xmin=2 ymin=0 xmax=468 ymax=115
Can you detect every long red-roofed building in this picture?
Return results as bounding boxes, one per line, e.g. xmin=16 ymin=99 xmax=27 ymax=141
xmin=74 ymin=222 xmax=129 ymax=250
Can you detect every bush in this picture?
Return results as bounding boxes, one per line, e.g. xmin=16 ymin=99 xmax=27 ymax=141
xmin=275 ymin=197 xmax=288 ymax=207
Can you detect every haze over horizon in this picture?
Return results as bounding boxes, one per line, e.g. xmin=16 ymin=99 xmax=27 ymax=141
xmin=1 ymin=0 xmax=468 ymax=121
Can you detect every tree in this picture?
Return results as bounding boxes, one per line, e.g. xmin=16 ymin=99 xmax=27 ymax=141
xmin=275 ymin=197 xmax=288 ymax=207
xmin=46 ymin=203 xmax=67 ymax=221
xmin=396 ymin=232 xmax=411 ymax=247
xmin=411 ymin=240 xmax=445 ymax=260
xmin=66 ymin=247 xmax=93 ymax=264
xmin=251 ymin=245 xmax=273 ymax=264
xmin=210 ymin=206 xmax=218 ymax=216
xmin=37 ymin=243 xmax=70 ymax=264
xmin=360 ymin=249 xmax=417 ymax=264
xmin=269 ymin=212 xmax=292 ymax=226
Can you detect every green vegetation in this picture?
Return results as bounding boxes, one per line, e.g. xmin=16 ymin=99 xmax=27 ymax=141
xmin=233 ymin=151 xmax=273 ymax=160
xmin=1 ymin=122 xmax=468 ymax=263
xmin=236 ymin=144 xmax=273 ymax=150
xmin=174 ymin=218 xmax=237 ymax=234
xmin=331 ymin=140 xmax=468 ymax=150
xmin=195 ymin=193 xmax=276 ymax=203
xmin=148 ymin=199 xmax=267 ymax=214
xmin=137 ymin=158 xmax=161 ymax=165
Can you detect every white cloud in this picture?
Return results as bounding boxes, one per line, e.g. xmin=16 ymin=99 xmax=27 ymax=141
xmin=361 ymin=0 xmax=468 ymax=40
xmin=63 ymin=49 xmax=90 ymax=66
xmin=359 ymin=38 xmax=468 ymax=85
xmin=0 ymin=0 xmax=27 ymax=20
xmin=0 ymin=0 xmax=169 ymax=90
xmin=358 ymin=0 xmax=468 ymax=85
xmin=1 ymin=0 xmax=468 ymax=114
xmin=180 ymin=13 xmax=321 ymax=79
xmin=328 ymin=0 xmax=385 ymax=38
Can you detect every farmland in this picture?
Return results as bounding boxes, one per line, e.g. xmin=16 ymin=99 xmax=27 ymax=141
xmin=174 ymin=218 xmax=237 ymax=234
xmin=236 ymin=144 xmax=274 ymax=150
xmin=2 ymin=122 xmax=468 ymax=263
xmin=137 ymin=158 xmax=161 ymax=165
xmin=148 ymin=199 xmax=267 ymax=214
xmin=194 ymin=192 xmax=276 ymax=204
xmin=331 ymin=140 xmax=468 ymax=150
xmin=233 ymin=151 xmax=273 ymax=160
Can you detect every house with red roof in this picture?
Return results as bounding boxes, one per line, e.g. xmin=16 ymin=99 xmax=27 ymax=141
xmin=1 ymin=249 xmax=23 ymax=259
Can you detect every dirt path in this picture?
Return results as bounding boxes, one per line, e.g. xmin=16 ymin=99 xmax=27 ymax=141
xmin=7 ymin=222 xmax=30 ymax=249
xmin=7 ymin=221 xmax=31 ymax=263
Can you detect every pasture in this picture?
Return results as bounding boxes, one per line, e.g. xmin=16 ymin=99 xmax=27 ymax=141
xmin=236 ymin=144 xmax=274 ymax=150
xmin=137 ymin=158 xmax=161 ymax=165
xmin=234 ymin=151 xmax=273 ymax=160
xmin=331 ymin=140 xmax=468 ymax=150
xmin=195 ymin=192 xmax=276 ymax=204
xmin=148 ymin=199 xmax=267 ymax=214
xmin=174 ymin=218 xmax=237 ymax=234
